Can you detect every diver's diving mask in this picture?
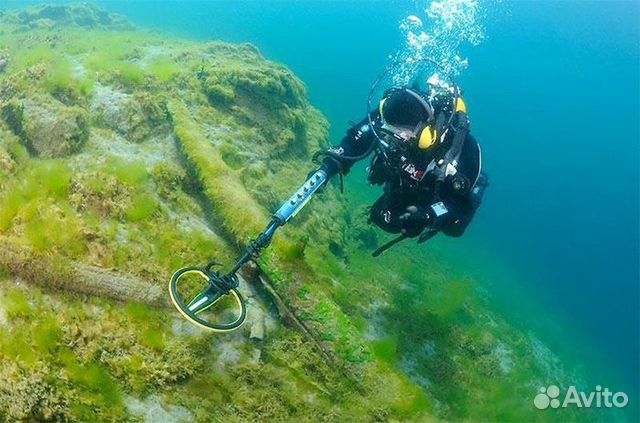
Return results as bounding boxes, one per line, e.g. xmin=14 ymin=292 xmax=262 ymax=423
xmin=378 ymin=88 xmax=437 ymax=150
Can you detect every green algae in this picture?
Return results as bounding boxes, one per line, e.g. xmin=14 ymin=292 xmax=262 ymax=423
xmin=146 ymin=56 xmax=181 ymax=83
xmin=43 ymin=58 xmax=94 ymax=104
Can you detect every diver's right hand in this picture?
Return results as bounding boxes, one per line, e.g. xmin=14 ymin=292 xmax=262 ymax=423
xmin=321 ymin=155 xmax=343 ymax=178
xmin=400 ymin=202 xmax=451 ymax=230
xmin=399 ymin=205 xmax=431 ymax=224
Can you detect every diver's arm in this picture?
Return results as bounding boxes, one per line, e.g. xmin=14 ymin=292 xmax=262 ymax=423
xmin=319 ymin=115 xmax=378 ymax=178
xmin=432 ymin=191 xmax=475 ymax=236
xmin=401 ymin=139 xmax=487 ymax=236
xmin=428 ymin=154 xmax=488 ymax=236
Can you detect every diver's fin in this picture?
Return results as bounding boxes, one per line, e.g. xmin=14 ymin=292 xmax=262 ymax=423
xmin=417 ymin=229 xmax=438 ymax=244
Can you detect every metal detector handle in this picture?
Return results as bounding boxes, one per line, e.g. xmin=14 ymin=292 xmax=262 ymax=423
xmin=273 ymin=169 xmax=328 ymax=224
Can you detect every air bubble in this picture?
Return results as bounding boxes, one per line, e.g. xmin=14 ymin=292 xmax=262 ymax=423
xmin=392 ymin=0 xmax=486 ymax=83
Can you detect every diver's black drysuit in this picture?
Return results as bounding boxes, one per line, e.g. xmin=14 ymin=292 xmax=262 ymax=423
xmin=320 ymin=90 xmax=488 ymax=245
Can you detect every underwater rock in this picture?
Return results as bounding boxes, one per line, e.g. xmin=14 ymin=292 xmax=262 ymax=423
xmin=199 ymin=45 xmax=313 ymax=154
xmin=249 ymin=347 xmax=262 ymax=365
xmin=213 ymin=339 xmax=244 ymax=373
xmin=0 ymin=5 xmax=379 ymax=422
xmin=203 ymin=63 xmax=306 ymax=109
xmin=22 ymin=98 xmax=89 ymax=157
xmin=250 ymin=316 xmax=266 ymax=341
xmin=5 ymin=3 xmax=133 ymax=31
xmin=0 ymin=101 xmax=25 ymax=139
xmin=0 ymin=57 xmax=7 ymax=73
xmin=91 ymin=84 xmax=167 ymax=143
xmin=69 ymin=170 xmax=131 ymax=219
xmin=125 ymin=395 xmax=193 ymax=423
xmin=0 ymin=305 xmax=6 ymax=329
xmin=2 ymin=96 xmax=89 ymax=158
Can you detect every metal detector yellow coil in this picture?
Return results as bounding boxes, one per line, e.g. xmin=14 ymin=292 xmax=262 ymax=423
xmin=169 ymin=266 xmax=247 ymax=333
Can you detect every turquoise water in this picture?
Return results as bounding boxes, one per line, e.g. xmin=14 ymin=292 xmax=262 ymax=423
xmin=5 ymin=0 xmax=638 ymax=419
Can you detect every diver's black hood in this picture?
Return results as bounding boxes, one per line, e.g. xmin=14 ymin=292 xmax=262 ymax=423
xmin=380 ymin=88 xmax=432 ymax=129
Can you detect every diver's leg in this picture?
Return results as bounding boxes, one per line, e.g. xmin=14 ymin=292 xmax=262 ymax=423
xmin=441 ymin=171 xmax=489 ymax=237
xmin=441 ymin=213 xmax=473 ymax=237
xmin=471 ymin=171 xmax=489 ymax=209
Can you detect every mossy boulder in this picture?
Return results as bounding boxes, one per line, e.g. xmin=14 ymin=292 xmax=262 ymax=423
xmin=0 ymin=101 xmax=25 ymax=139
xmin=200 ymin=43 xmax=311 ymax=154
xmin=69 ymin=170 xmax=132 ymax=219
xmin=91 ymin=85 xmax=167 ymax=143
xmin=2 ymin=96 xmax=89 ymax=158
xmin=203 ymin=61 xmax=306 ymax=109
xmin=5 ymin=3 xmax=133 ymax=31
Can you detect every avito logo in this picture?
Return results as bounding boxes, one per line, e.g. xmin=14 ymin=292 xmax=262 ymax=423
xmin=534 ymin=385 xmax=628 ymax=410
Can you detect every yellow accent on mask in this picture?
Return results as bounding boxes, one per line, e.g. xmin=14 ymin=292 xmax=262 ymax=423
xmin=418 ymin=126 xmax=437 ymax=149
xmin=456 ymin=97 xmax=467 ymax=113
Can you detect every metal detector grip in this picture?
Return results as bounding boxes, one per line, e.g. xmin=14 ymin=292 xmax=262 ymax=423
xmin=273 ymin=169 xmax=328 ymax=224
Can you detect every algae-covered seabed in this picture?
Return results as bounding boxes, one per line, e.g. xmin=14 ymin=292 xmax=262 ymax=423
xmin=0 ymin=4 xmax=612 ymax=423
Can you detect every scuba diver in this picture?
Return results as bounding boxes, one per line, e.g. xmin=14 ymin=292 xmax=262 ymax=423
xmin=314 ymin=73 xmax=488 ymax=256
xmin=170 ymin=72 xmax=488 ymax=332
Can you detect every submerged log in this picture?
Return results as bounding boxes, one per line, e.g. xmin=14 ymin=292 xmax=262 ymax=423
xmin=0 ymin=238 xmax=165 ymax=306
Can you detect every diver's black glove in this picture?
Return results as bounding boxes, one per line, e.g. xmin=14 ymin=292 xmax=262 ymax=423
xmin=321 ymin=156 xmax=343 ymax=178
xmin=399 ymin=206 xmax=432 ymax=224
xmin=312 ymin=148 xmax=344 ymax=179
xmin=399 ymin=202 xmax=450 ymax=229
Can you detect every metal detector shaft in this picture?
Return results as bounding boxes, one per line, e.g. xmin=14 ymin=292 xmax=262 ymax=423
xmin=169 ymin=168 xmax=328 ymax=332
xmin=228 ymin=168 xmax=329 ymax=274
